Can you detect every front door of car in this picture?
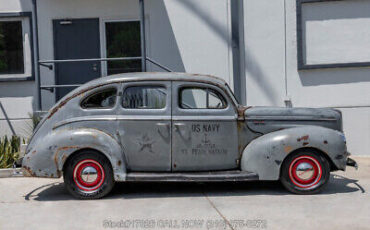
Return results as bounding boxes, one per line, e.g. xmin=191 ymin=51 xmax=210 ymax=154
xmin=117 ymin=81 xmax=172 ymax=171
xmin=171 ymin=81 xmax=239 ymax=171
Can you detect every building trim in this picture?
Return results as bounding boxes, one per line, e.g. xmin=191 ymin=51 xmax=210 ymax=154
xmin=0 ymin=12 xmax=35 ymax=82
xmin=296 ymin=0 xmax=370 ymax=70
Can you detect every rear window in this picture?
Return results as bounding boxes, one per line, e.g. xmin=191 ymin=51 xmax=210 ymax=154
xmin=80 ymin=88 xmax=117 ymax=109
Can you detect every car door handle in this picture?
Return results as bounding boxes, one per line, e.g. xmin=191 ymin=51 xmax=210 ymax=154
xmin=174 ymin=123 xmax=190 ymax=141
xmin=174 ymin=123 xmax=186 ymax=129
xmin=156 ymin=123 xmax=169 ymax=127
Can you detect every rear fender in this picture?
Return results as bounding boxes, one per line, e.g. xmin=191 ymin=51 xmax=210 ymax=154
xmin=241 ymin=126 xmax=347 ymax=180
xmin=22 ymin=128 xmax=127 ymax=181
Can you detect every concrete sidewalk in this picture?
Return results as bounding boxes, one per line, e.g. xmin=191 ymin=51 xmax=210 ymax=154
xmin=0 ymin=157 xmax=369 ymax=230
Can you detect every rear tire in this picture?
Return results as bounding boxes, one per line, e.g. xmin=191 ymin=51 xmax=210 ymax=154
xmin=280 ymin=150 xmax=330 ymax=194
xmin=63 ymin=150 xmax=114 ymax=199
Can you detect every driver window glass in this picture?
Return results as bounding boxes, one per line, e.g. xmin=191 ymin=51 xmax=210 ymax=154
xmin=122 ymin=86 xmax=166 ymax=109
xmin=180 ymin=87 xmax=226 ymax=109
xmin=81 ymin=88 xmax=117 ymax=109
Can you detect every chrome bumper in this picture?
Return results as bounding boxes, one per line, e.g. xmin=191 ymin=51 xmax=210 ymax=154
xmin=346 ymin=157 xmax=358 ymax=170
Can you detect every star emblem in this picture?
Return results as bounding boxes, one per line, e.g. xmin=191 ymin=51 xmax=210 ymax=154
xmin=137 ymin=134 xmax=155 ymax=153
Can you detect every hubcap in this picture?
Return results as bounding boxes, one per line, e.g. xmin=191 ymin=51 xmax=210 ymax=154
xmin=73 ymin=159 xmax=105 ymax=192
xmin=80 ymin=166 xmax=98 ymax=183
xmin=295 ymin=162 xmax=315 ymax=180
xmin=288 ymin=155 xmax=322 ymax=189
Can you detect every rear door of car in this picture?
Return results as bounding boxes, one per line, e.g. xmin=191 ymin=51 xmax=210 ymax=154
xmin=117 ymin=81 xmax=172 ymax=171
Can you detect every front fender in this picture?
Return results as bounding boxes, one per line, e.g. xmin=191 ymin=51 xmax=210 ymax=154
xmin=241 ymin=126 xmax=348 ymax=180
xmin=22 ymin=128 xmax=127 ymax=181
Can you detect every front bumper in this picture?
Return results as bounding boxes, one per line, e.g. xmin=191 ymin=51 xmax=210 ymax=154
xmin=346 ymin=157 xmax=358 ymax=170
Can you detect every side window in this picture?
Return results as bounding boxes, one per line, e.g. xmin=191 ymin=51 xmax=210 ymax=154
xmin=81 ymin=88 xmax=117 ymax=109
xmin=180 ymin=87 xmax=226 ymax=109
xmin=122 ymin=86 xmax=166 ymax=109
xmin=0 ymin=21 xmax=24 ymax=74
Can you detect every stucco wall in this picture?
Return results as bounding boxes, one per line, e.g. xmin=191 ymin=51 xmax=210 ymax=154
xmin=0 ymin=0 xmax=35 ymax=138
xmin=145 ymin=0 xmax=233 ymax=84
xmin=36 ymin=0 xmax=140 ymax=109
xmin=1 ymin=0 xmax=368 ymax=157
xmin=243 ymin=0 xmax=370 ymax=156
xmin=243 ymin=0 xmax=286 ymax=107
xmin=0 ymin=0 xmax=233 ymax=137
xmin=37 ymin=0 xmax=233 ymax=110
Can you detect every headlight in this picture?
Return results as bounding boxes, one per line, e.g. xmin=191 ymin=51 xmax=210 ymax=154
xmin=339 ymin=132 xmax=346 ymax=143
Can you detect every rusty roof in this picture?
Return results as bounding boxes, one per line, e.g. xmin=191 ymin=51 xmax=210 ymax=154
xmin=86 ymin=72 xmax=227 ymax=87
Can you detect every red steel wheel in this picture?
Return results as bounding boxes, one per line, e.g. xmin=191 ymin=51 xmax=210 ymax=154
xmin=64 ymin=150 xmax=114 ymax=199
xmin=288 ymin=156 xmax=322 ymax=189
xmin=73 ymin=159 xmax=105 ymax=192
xmin=281 ymin=150 xmax=330 ymax=194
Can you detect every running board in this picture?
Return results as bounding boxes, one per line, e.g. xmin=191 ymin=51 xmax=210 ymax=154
xmin=126 ymin=170 xmax=259 ymax=182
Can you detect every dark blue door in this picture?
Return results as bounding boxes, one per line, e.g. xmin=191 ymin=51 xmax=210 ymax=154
xmin=53 ymin=18 xmax=101 ymax=100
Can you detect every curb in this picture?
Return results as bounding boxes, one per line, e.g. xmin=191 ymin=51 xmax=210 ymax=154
xmin=0 ymin=168 xmax=23 ymax=178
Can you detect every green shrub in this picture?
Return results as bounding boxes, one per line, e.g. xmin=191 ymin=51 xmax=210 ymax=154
xmin=0 ymin=136 xmax=20 ymax=168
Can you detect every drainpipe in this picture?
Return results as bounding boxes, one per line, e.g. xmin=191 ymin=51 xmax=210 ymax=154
xmin=32 ymin=0 xmax=41 ymax=111
xmin=231 ymin=0 xmax=246 ymax=104
xmin=139 ymin=0 xmax=147 ymax=72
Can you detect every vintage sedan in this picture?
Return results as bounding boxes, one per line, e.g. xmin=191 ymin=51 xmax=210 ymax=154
xmin=22 ymin=73 xmax=357 ymax=199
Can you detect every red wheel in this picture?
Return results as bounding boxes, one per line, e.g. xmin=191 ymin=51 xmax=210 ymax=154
xmin=281 ymin=150 xmax=330 ymax=194
xmin=288 ymin=156 xmax=322 ymax=189
xmin=73 ymin=159 xmax=105 ymax=192
xmin=64 ymin=150 xmax=114 ymax=199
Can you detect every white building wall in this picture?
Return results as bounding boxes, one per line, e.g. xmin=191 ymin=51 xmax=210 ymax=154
xmin=0 ymin=0 xmax=233 ymax=137
xmin=145 ymin=0 xmax=233 ymax=86
xmin=36 ymin=0 xmax=140 ymax=109
xmin=0 ymin=0 xmax=32 ymax=12
xmin=1 ymin=0 xmax=368 ymax=156
xmin=243 ymin=0 xmax=286 ymax=107
xmin=0 ymin=0 xmax=35 ymax=138
xmin=37 ymin=0 xmax=233 ymax=109
xmin=243 ymin=0 xmax=370 ymax=156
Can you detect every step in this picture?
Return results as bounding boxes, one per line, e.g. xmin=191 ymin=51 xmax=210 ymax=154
xmin=126 ymin=170 xmax=258 ymax=182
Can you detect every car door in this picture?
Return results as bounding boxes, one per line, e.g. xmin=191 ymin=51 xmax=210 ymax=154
xmin=171 ymin=81 xmax=239 ymax=171
xmin=117 ymin=81 xmax=172 ymax=171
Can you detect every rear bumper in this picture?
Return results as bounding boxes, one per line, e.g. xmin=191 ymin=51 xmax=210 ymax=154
xmin=22 ymin=166 xmax=33 ymax=177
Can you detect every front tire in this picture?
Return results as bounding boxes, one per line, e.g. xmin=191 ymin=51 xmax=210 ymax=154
xmin=63 ymin=150 xmax=114 ymax=199
xmin=280 ymin=150 xmax=330 ymax=194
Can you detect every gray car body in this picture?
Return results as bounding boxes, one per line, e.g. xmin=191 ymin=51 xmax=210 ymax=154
xmin=22 ymin=72 xmax=348 ymax=181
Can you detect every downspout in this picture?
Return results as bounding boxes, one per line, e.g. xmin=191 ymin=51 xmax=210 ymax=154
xmin=139 ymin=0 xmax=147 ymax=72
xmin=231 ymin=0 xmax=246 ymax=104
xmin=31 ymin=0 xmax=41 ymax=111
xmin=283 ymin=0 xmax=292 ymax=107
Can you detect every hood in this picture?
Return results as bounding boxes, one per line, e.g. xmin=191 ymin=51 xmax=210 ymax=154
xmin=244 ymin=106 xmax=343 ymax=134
